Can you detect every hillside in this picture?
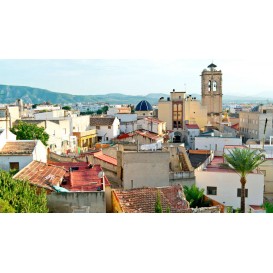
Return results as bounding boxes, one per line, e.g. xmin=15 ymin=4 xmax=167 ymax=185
xmin=0 ymin=85 xmax=167 ymax=105
xmin=0 ymin=84 xmax=273 ymax=105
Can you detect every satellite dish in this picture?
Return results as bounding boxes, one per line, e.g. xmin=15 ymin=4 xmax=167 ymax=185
xmin=98 ymin=171 xmax=104 ymax=178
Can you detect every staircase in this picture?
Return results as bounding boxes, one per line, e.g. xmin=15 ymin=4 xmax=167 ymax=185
xmin=179 ymin=149 xmax=194 ymax=172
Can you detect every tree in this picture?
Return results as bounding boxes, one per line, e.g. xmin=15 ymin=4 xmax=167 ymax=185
xmin=10 ymin=121 xmax=49 ymax=146
xmin=223 ymin=148 xmax=265 ymax=213
xmin=183 ymin=185 xmax=211 ymax=208
xmin=96 ymin=109 xmax=103 ymax=115
xmin=0 ymin=170 xmax=48 ymax=213
xmin=62 ymin=106 xmax=71 ymax=111
xmin=0 ymin=199 xmax=15 ymax=213
xmin=155 ymin=190 xmax=162 ymax=213
xmin=101 ymin=106 xmax=109 ymax=114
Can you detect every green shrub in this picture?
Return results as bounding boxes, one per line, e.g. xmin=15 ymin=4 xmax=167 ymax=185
xmin=0 ymin=170 xmax=48 ymax=213
xmin=263 ymin=202 xmax=273 ymax=213
xmin=0 ymin=199 xmax=15 ymax=213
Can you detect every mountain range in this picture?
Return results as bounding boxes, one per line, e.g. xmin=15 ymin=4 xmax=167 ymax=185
xmin=1 ymin=84 xmax=273 ymax=105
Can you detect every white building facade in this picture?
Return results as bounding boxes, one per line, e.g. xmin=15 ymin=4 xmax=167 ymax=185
xmin=90 ymin=117 xmax=120 ymax=143
xmin=195 ymin=169 xmax=264 ymax=212
xmin=0 ymin=139 xmax=47 ymax=171
xmin=195 ymin=136 xmax=242 ymax=156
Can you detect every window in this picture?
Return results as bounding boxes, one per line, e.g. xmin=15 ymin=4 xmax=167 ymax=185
xmin=96 ymin=126 xmax=100 ymax=129
xmin=10 ymin=162 xmax=19 ymax=171
xmin=213 ymin=81 xmax=217 ymax=91
xmin=208 ymin=80 xmax=211 ymax=91
xmin=207 ymin=186 xmax=217 ymax=195
xmin=237 ymin=189 xmax=248 ymax=198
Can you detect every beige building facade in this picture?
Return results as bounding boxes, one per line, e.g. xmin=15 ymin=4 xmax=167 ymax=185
xmin=117 ymin=150 xmax=170 ymax=189
xmin=158 ymin=90 xmax=207 ymax=135
xmin=239 ymin=111 xmax=273 ymax=142
xmin=201 ymin=63 xmax=223 ymax=126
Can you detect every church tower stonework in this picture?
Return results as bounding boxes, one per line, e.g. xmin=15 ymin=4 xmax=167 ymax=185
xmin=201 ymin=63 xmax=223 ymax=127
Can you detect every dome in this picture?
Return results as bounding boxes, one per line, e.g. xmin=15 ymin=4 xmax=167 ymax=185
xmin=135 ymin=100 xmax=153 ymax=111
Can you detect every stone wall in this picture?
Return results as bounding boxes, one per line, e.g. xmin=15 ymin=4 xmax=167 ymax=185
xmin=47 ymin=191 xmax=106 ymax=213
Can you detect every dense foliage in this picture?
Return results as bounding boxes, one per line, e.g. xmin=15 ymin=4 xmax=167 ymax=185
xmin=183 ymin=185 xmax=211 ymax=208
xmin=0 ymin=170 xmax=48 ymax=213
xmin=11 ymin=121 xmax=49 ymax=146
xmin=223 ymin=148 xmax=265 ymax=213
xmin=263 ymin=202 xmax=273 ymax=213
xmin=0 ymin=198 xmax=15 ymax=213
xmin=62 ymin=106 xmax=72 ymax=111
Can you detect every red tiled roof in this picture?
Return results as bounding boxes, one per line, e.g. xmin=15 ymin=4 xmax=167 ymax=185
xmin=93 ymin=151 xmax=117 ymax=166
xmin=48 ymin=161 xmax=90 ymax=171
xmin=113 ymin=185 xmax=189 ymax=213
xmin=135 ymin=130 xmax=160 ymax=140
xmin=0 ymin=141 xmax=36 ymax=155
xmin=13 ymin=161 xmax=67 ymax=190
xmin=117 ymin=132 xmax=135 ymax=140
xmin=185 ymin=124 xmax=200 ymax=129
xmin=66 ymin=165 xmax=110 ymax=191
xmin=231 ymin=123 xmax=239 ymax=130
xmin=249 ymin=205 xmax=265 ymax=211
xmin=90 ymin=117 xmax=116 ymax=126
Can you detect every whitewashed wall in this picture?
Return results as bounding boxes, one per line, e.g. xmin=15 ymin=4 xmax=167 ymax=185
xmin=195 ymin=170 xmax=264 ymax=211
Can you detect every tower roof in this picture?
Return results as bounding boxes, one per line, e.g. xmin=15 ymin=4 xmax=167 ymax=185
xmin=207 ymin=63 xmax=217 ymax=68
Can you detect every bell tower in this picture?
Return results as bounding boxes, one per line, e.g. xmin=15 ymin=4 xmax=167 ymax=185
xmin=201 ymin=63 xmax=223 ymax=126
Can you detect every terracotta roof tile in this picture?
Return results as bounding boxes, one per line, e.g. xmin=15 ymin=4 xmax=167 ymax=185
xmin=113 ymin=185 xmax=189 ymax=213
xmin=90 ymin=117 xmax=116 ymax=126
xmin=13 ymin=161 xmax=67 ymax=190
xmin=117 ymin=132 xmax=135 ymax=140
xmin=231 ymin=123 xmax=239 ymax=130
xmin=93 ymin=151 xmax=117 ymax=166
xmin=135 ymin=130 xmax=160 ymax=140
xmin=0 ymin=141 xmax=36 ymax=155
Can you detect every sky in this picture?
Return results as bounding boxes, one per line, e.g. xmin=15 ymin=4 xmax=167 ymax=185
xmin=1 ymin=59 xmax=273 ymax=98
xmin=1 ymin=1 xmax=273 ymax=99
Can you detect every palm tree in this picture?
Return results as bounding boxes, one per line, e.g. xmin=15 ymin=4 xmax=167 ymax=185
xmin=223 ymin=148 xmax=265 ymax=213
xmin=183 ymin=185 xmax=211 ymax=208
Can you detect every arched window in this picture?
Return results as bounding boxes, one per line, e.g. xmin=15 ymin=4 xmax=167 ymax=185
xmin=208 ymin=80 xmax=211 ymax=91
xmin=213 ymin=81 xmax=217 ymax=91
